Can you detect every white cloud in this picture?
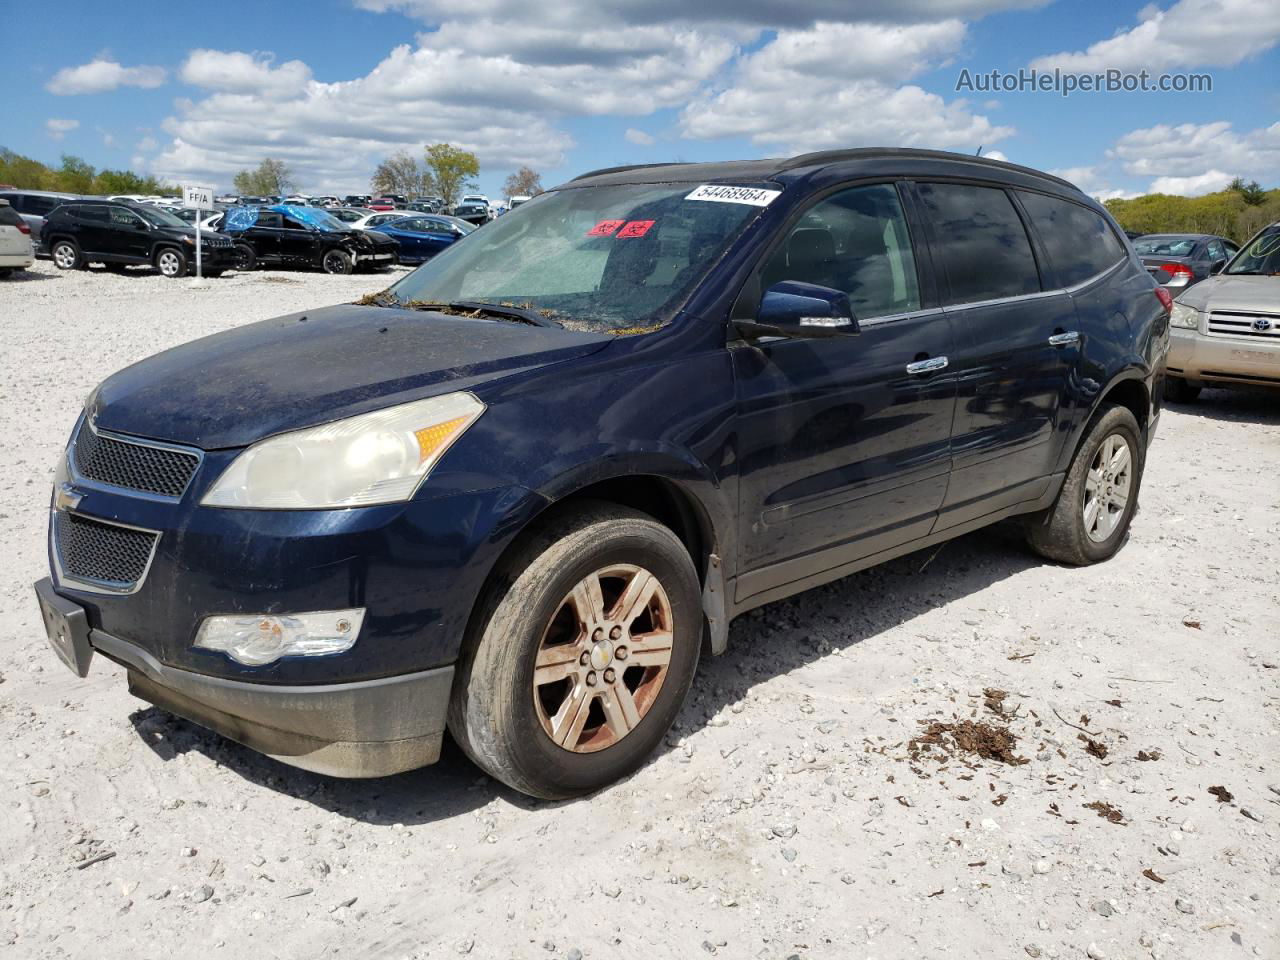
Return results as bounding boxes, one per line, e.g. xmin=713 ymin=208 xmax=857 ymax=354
xmin=1149 ymin=169 xmax=1235 ymax=195
xmin=1031 ymin=0 xmax=1280 ymax=72
xmin=136 ymin=136 xmax=159 ymax=152
xmin=47 ymin=59 xmax=167 ymax=95
xmin=625 ymin=128 xmax=656 ymax=146
xmin=45 ymin=118 xmax=79 ymax=140
xmin=982 ymin=149 xmax=1009 ymax=161
xmin=1110 ymin=120 xmax=1280 ymax=181
xmin=181 ymin=50 xmax=314 ymax=98
xmin=679 ymin=21 xmax=1010 ymax=152
xmin=1047 ymin=165 xmax=1141 ymax=201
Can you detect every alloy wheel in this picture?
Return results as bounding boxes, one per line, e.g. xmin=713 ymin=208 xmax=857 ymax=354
xmin=533 ymin=564 xmax=674 ymax=754
xmin=53 ymin=244 xmax=76 ymax=269
xmin=158 ymin=251 xmax=181 ymax=277
xmin=1083 ymin=433 xmax=1133 ymax=543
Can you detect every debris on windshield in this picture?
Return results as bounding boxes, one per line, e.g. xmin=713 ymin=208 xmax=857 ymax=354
xmin=354 ymin=290 xmax=399 ymax=307
xmin=609 ymin=324 xmax=664 ymax=337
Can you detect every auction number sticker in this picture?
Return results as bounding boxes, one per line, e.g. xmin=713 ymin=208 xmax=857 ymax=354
xmin=685 ymin=184 xmax=782 ymax=206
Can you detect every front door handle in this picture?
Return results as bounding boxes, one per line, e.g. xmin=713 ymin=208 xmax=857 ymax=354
xmin=1048 ymin=331 xmax=1080 ymax=346
xmin=905 ymin=356 xmax=948 ymax=375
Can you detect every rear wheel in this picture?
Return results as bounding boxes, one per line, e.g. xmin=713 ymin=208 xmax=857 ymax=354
xmin=1165 ymin=376 xmax=1201 ymax=404
xmin=233 ymin=243 xmax=257 ymax=271
xmin=1025 ymin=403 xmax=1144 ymax=565
xmin=51 ymin=240 xmax=83 ymax=270
xmin=449 ymin=502 xmax=701 ymax=799
xmin=322 ymin=249 xmax=353 ymax=275
xmin=155 ymin=247 xmax=188 ymax=278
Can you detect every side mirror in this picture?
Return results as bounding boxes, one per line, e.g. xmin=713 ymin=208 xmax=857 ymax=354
xmin=1209 ymin=260 xmax=1225 ymax=275
xmin=735 ymin=281 xmax=860 ymax=340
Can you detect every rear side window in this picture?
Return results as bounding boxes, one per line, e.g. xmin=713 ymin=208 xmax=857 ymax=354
xmin=0 ymin=205 xmax=22 ymax=227
xmin=21 ymin=195 xmax=61 ymax=216
xmin=75 ymin=205 xmax=109 ymax=223
xmin=256 ymin=211 xmax=283 ymax=228
xmin=762 ymin=183 xmax=921 ymax=319
xmin=1206 ymin=239 xmax=1226 ymax=261
xmin=1017 ymin=192 xmax=1126 ymax=287
xmin=917 ymin=183 xmax=1040 ymax=304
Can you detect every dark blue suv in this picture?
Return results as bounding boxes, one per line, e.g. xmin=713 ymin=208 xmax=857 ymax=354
xmin=34 ymin=149 xmax=1169 ymax=799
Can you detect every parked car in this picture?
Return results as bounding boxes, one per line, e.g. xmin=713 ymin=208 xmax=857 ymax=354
xmin=508 ymin=195 xmax=531 ymax=209
xmin=1132 ymin=233 xmax=1239 ymax=291
xmin=34 ymin=148 xmax=1167 ymax=799
xmin=0 ymin=189 xmax=82 ymax=253
xmin=367 ymin=196 xmax=405 ymax=212
xmin=323 ymin=206 xmax=373 ymax=224
xmin=452 ymin=199 xmax=492 ymax=225
xmin=349 ymin=210 xmax=417 ymax=231
xmin=369 ymin=214 xmax=475 ymax=263
xmin=214 ymin=204 xmax=399 ymax=274
xmin=411 ymin=196 xmax=445 ymax=213
xmin=1164 ymin=221 xmax=1279 ymax=402
xmin=167 ymin=206 xmax=227 ymax=231
xmin=343 ymin=195 xmax=372 ymax=207
xmin=0 ymin=199 xmax=35 ymax=277
xmin=42 ymin=200 xmax=238 ymax=278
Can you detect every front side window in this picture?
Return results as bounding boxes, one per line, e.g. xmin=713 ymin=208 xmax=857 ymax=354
xmin=109 ymin=207 xmax=143 ymax=227
xmin=132 ymin=205 xmax=188 ymax=228
xmin=387 ymin=182 xmax=771 ymax=332
xmin=1132 ymin=235 xmax=1196 ymax=257
xmin=761 ymin=183 xmax=921 ymax=319
xmin=256 ymin=211 xmax=284 ymax=229
xmin=282 ymin=214 xmax=310 ymax=231
xmin=918 ymin=182 xmax=1040 ymax=304
xmin=1018 ymin=191 xmax=1125 ymax=287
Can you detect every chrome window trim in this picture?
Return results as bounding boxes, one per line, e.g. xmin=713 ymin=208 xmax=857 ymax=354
xmin=49 ymin=509 xmax=161 ymax=596
xmin=68 ymin=413 xmax=204 ymax=503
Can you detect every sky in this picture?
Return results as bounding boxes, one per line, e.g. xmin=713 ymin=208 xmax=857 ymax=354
xmin=2 ymin=0 xmax=1277 ymax=200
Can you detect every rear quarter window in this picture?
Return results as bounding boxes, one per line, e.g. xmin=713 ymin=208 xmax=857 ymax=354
xmin=1018 ymin=192 xmax=1126 ymax=287
xmin=916 ymin=182 xmax=1041 ymax=305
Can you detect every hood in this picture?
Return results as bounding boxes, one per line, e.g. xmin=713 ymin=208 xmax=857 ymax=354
xmin=154 ymin=224 xmax=232 ymax=243
xmin=91 ymin=304 xmax=611 ymax=449
xmin=1175 ymin=274 xmax=1280 ymax=312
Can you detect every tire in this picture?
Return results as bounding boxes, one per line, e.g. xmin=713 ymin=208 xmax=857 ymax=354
xmin=0 ymin=268 xmax=12 ymax=279
xmin=233 ymin=243 xmax=257 ymax=271
xmin=155 ymin=247 xmax=188 ymax=278
xmin=1165 ymin=376 xmax=1201 ymax=404
xmin=322 ymin=249 xmax=353 ymax=275
xmin=1025 ymin=403 xmax=1144 ymax=565
xmin=449 ymin=502 xmax=702 ymax=799
xmin=51 ymin=240 xmax=83 ymax=271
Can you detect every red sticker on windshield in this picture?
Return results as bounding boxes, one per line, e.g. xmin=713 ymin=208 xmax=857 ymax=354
xmin=618 ymin=219 xmax=655 ymax=238
xmin=587 ymin=219 xmax=625 ymax=237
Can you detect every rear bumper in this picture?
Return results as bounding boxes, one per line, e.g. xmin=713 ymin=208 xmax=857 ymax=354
xmin=0 ymin=251 xmax=34 ymax=268
xmin=1168 ymin=327 xmax=1280 ymax=386
xmin=94 ymin=625 xmax=453 ymax=777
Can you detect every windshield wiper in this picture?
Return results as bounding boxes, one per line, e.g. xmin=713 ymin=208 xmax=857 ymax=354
xmin=448 ymin=300 xmax=561 ymax=328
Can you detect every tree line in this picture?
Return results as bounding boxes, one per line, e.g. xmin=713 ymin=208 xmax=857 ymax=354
xmin=1105 ymin=179 xmax=1279 ymax=244
xmin=0 ymin=146 xmax=177 ymax=196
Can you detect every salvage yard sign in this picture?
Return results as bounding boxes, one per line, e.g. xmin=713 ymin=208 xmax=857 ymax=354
xmin=183 ymin=185 xmax=214 ymax=210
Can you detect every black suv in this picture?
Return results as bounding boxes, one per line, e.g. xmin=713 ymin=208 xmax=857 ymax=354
xmin=215 ymin=205 xmax=399 ymax=274
xmin=35 ymin=149 xmax=1168 ymax=800
xmin=43 ymin=201 xmax=237 ymax=278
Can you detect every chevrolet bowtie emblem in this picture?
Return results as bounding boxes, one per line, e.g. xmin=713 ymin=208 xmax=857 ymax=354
xmin=54 ymin=483 xmax=83 ymax=513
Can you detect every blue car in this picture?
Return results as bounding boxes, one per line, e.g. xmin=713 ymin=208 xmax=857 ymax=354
xmin=371 ymin=214 xmax=473 ymax=263
xmin=35 ymin=148 xmax=1168 ymax=799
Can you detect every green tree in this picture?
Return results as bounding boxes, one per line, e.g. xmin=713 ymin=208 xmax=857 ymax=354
xmin=1228 ymin=177 xmax=1267 ymax=206
xmin=371 ymin=150 xmax=427 ymax=198
xmin=423 ymin=143 xmax=479 ymax=208
xmin=502 ymin=166 xmax=543 ymax=199
xmin=55 ymin=155 xmax=96 ymax=194
xmin=232 ymin=158 xmax=294 ymax=196
xmin=0 ymin=147 xmax=56 ymax=189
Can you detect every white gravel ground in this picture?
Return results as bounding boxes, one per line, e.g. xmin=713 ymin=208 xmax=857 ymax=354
xmin=1 ymin=259 xmax=1277 ymax=960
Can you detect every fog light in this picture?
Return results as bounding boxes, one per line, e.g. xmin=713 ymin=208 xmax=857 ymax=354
xmin=194 ymin=609 xmax=365 ymax=666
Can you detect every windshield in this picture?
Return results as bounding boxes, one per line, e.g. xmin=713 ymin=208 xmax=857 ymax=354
xmin=1132 ymin=236 xmax=1197 ymax=257
xmin=134 ymin=205 xmax=188 ymax=228
xmin=1225 ymin=225 xmax=1280 ymax=275
xmin=386 ymin=183 xmax=772 ymax=332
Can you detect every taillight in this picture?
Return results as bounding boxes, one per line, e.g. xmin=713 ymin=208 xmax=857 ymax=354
xmin=15 ymin=221 xmax=30 ymax=234
xmin=1160 ymin=262 xmax=1192 ymax=278
xmin=1154 ymin=287 xmax=1173 ymax=314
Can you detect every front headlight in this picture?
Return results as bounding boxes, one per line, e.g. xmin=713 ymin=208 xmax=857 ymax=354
xmin=1170 ymin=303 xmax=1201 ymax=329
xmin=195 ymin=609 xmax=365 ymax=665
xmin=201 ymin=392 xmax=484 ymax=509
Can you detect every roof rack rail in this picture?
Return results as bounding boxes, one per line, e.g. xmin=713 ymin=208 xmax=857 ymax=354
xmin=571 ymin=162 xmax=691 ymax=182
xmin=778 ymin=147 xmax=1078 ymax=191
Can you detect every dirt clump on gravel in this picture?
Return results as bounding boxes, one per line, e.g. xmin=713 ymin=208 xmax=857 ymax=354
xmin=909 ymin=718 xmax=1029 ymax=767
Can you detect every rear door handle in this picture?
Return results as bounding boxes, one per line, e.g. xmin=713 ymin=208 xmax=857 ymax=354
xmin=905 ymin=356 xmax=948 ymax=375
xmin=1048 ymin=331 xmax=1080 ymax=346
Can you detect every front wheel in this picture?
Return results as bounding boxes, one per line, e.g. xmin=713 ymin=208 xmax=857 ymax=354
xmin=1165 ymin=376 xmax=1201 ymax=404
xmin=155 ymin=247 xmax=188 ymax=278
xmin=233 ymin=243 xmax=257 ymax=271
xmin=1025 ymin=403 xmax=1144 ymax=565
xmin=322 ymin=249 xmax=353 ymax=275
xmin=449 ymin=502 xmax=701 ymax=799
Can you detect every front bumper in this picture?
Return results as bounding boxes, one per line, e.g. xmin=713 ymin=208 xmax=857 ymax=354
xmin=1168 ymin=327 xmax=1280 ymax=386
xmin=36 ymin=577 xmax=452 ymax=777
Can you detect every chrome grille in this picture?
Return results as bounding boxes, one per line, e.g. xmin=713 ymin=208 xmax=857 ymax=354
xmin=73 ymin=420 xmax=200 ymax=498
xmin=1207 ymin=310 xmax=1280 ymax=339
xmin=54 ymin=512 xmax=158 ymax=591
